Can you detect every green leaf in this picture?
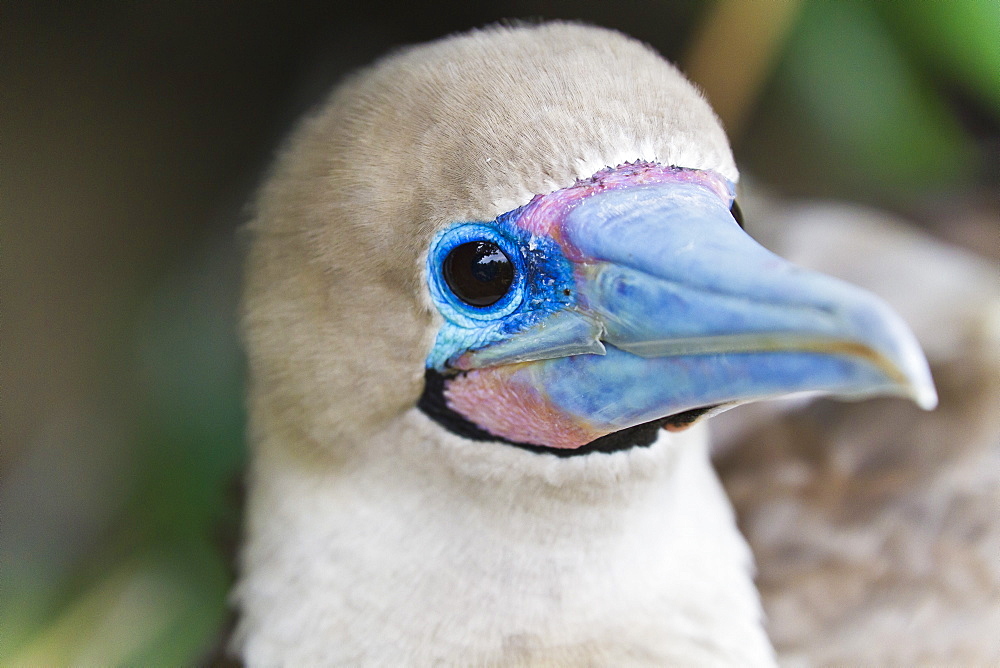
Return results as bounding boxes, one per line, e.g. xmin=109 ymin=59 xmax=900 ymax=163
xmin=880 ymin=0 xmax=1000 ymax=117
xmin=774 ymin=0 xmax=975 ymax=193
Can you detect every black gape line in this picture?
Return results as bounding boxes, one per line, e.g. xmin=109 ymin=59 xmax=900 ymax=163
xmin=418 ymin=368 xmax=717 ymax=458
xmin=730 ymin=200 xmax=745 ymax=229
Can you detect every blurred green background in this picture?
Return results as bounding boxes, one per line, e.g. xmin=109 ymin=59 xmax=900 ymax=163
xmin=3 ymin=1 xmax=998 ymax=664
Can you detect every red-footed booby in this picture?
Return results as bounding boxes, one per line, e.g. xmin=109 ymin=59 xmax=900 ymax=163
xmin=232 ymin=23 xmax=935 ymax=665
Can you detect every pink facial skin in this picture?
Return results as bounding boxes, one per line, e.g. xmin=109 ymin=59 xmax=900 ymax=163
xmin=439 ymin=162 xmax=733 ymax=449
xmin=447 ymin=365 xmax=699 ymax=448
xmin=444 ymin=365 xmax=607 ymax=449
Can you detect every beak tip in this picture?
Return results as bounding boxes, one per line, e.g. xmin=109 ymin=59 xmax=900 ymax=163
xmin=910 ymin=373 xmax=939 ymax=411
xmin=889 ymin=317 xmax=938 ymax=411
xmin=918 ymin=390 xmax=939 ymax=411
xmin=887 ymin=345 xmax=937 ymax=410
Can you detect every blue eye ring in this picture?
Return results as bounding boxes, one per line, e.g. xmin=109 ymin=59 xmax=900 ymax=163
xmin=427 ymin=223 xmax=525 ymax=326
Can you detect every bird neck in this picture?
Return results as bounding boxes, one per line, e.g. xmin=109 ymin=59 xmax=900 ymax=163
xmin=234 ymin=409 xmax=775 ymax=665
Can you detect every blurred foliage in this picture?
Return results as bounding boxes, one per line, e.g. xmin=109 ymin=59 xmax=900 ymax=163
xmin=2 ymin=236 xmax=244 ymax=664
xmin=2 ymin=0 xmax=998 ymax=664
xmin=741 ymin=0 xmax=999 ymax=204
xmin=881 ymin=0 xmax=1000 ymax=116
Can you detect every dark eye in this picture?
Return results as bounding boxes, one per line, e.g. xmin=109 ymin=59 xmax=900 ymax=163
xmin=443 ymin=240 xmax=514 ymax=307
xmin=730 ymin=200 xmax=745 ymax=229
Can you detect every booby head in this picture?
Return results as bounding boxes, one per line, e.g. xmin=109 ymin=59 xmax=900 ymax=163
xmin=237 ymin=22 xmax=937 ymax=664
xmin=420 ymin=160 xmax=935 ymax=456
xmin=244 ymin=22 xmax=934 ymax=463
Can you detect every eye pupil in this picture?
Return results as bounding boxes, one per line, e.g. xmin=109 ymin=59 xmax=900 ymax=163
xmin=443 ymin=240 xmax=514 ymax=307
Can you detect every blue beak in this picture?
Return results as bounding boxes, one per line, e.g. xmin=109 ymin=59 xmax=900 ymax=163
xmin=458 ymin=182 xmax=936 ymax=439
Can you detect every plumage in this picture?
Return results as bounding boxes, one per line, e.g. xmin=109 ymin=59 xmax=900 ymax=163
xmin=233 ymin=23 xmax=934 ymax=665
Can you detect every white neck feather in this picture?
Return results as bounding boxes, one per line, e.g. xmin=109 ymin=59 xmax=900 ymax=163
xmin=234 ymin=410 xmax=775 ymax=666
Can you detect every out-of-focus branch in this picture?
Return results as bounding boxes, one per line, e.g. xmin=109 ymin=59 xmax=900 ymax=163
xmin=684 ymin=0 xmax=801 ymax=139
